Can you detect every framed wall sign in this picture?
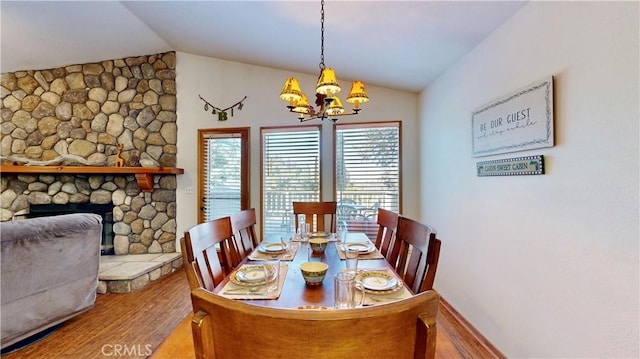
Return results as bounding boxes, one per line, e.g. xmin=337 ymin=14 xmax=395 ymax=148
xmin=477 ymin=155 xmax=544 ymax=176
xmin=472 ymin=76 xmax=554 ymax=157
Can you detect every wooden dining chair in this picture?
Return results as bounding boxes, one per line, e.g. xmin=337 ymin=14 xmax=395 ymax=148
xmin=292 ymin=201 xmax=337 ymax=233
xmin=190 ymin=287 xmax=440 ymax=359
xmin=374 ymin=208 xmax=400 ymax=267
xmin=180 ymin=237 xmax=202 ymax=291
xmin=395 ymin=216 xmax=442 ymax=293
xmin=229 ymin=208 xmax=260 ymax=269
xmin=183 ymin=217 xmax=236 ymax=291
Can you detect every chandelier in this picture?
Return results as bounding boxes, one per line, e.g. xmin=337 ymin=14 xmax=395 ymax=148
xmin=279 ymin=0 xmax=369 ymax=122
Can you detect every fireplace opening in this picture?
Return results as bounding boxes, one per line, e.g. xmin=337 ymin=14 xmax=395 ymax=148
xmin=28 ymin=203 xmax=115 ymax=255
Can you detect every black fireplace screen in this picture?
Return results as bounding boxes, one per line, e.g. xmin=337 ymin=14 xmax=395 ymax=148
xmin=28 ymin=203 xmax=115 ymax=255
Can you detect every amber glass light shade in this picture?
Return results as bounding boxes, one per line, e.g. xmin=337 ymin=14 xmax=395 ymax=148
xmin=280 ymin=77 xmax=303 ymax=105
xmin=346 ymin=80 xmax=369 ymax=109
xmin=292 ymin=93 xmax=312 ymax=114
xmin=316 ymin=68 xmax=341 ymax=96
xmin=325 ymin=96 xmax=344 ymax=116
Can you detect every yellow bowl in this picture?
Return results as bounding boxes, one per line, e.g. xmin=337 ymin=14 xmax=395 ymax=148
xmin=309 ymin=237 xmax=329 ymax=254
xmin=300 ymin=262 xmax=329 ymax=286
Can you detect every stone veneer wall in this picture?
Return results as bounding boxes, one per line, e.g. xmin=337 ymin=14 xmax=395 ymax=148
xmin=0 ymin=52 xmax=178 ymax=255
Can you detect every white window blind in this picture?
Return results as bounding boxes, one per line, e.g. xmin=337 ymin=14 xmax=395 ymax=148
xmin=335 ymin=123 xmax=400 ymax=238
xmin=262 ymin=127 xmax=321 ymax=237
xmin=202 ymin=132 xmax=243 ymax=221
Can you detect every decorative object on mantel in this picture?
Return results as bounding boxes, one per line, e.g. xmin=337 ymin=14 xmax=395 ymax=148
xmin=472 ymin=76 xmax=554 ymax=157
xmin=114 ymin=144 xmax=125 ymax=167
xmin=477 ymin=155 xmax=544 ymax=176
xmin=0 ymin=154 xmax=106 ymax=167
xmin=129 ymin=151 xmax=140 ymax=167
xmin=139 ymin=152 xmax=160 ymax=168
xmin=278 ymin=0 xmax=369 ymax=123
xmin=198 ymin=95 xmax=247 ymax=121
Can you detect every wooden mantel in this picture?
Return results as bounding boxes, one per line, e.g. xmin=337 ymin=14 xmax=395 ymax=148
xmin=0 ymin=165 xmax=184 ymax=192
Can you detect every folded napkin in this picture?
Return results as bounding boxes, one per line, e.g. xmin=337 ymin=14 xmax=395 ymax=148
xmin=335 ymin=242 xmax=384 ymax=260
xmin=219 ymin=264 xmax=289 ymax=300
xmin=248 ymin=242 xmax=299 ymax=261
xmin=359 ymin=286 xmax=412 ymax=306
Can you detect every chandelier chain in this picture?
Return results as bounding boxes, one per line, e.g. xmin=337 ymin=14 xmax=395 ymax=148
xmin=319 ymin=0 xmax=325 ymax=70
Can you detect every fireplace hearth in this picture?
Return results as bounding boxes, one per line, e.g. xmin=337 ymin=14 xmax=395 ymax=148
xmin=29 ymin=203 xmax=115 ymax=255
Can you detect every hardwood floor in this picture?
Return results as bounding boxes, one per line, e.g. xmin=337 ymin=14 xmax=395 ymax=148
xmin=3 ymin=268 xmax=499 ymax=359
xmin=3 ymin=270 xmax=191 ymax=359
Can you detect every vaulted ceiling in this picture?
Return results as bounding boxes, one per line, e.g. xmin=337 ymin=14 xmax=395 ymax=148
xmin=1 ymin=1 xmax=526 ymax=92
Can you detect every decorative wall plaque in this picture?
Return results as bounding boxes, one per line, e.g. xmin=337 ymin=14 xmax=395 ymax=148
xmin=472 ymin=76 xmax=554 ymax=157
xmin=477 ymin=155 xmax=544 ymax=176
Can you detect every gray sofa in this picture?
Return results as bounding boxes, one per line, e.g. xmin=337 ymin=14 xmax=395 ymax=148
xmin=1 ymin=213 xmax=102 ymax=349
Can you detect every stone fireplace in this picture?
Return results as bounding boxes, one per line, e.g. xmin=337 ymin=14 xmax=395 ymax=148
xmin=1 ymin=52 xmax=179 ymax=255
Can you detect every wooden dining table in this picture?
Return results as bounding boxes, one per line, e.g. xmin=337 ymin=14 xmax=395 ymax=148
xmin=213 ymin=232 xmax=407 ymax=309
xmin=151 ymin=232 xmax=415 ymax=358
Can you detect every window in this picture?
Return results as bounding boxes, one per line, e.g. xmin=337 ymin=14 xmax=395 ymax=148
xmin=335 ymin=122 xmax=401 ymax=239
xmin=198 ymin=128 xmax=249 ymax=223
xmin=261 ymin=126 xmax=321 ymax=238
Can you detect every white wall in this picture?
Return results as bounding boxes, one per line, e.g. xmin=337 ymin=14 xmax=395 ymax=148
xmin=175 ymin=53 xmax=418 ymax=238
xmin=419 ymin=2 xmax=638 ymax=357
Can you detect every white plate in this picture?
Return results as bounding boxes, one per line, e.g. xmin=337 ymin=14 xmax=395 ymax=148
xmin=258 ymin=242 xmax=288 ymax=254
xmin=356 ymin=271 xmax=398 ymax=291
xmin=341 ymin=242 xmax=375 ymax=254
xmin=230 ymin=265 xmax=277 ymax=287
xmin=235 ymin=266 xmax=266 ymax=283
